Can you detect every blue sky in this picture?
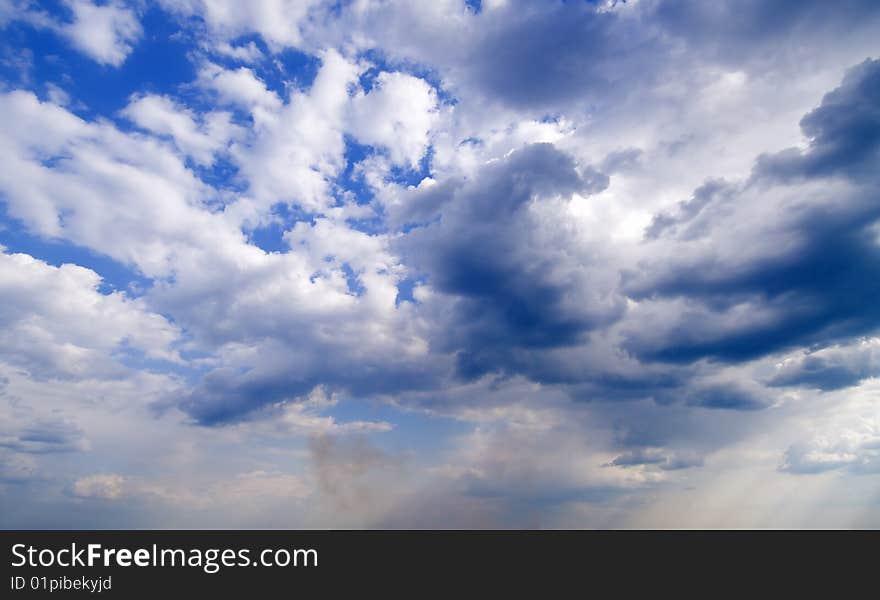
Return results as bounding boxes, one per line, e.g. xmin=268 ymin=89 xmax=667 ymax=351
xmin=1 ymin=0 xmax=880 ymax=528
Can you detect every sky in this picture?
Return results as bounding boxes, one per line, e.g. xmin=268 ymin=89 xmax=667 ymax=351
xmin=1 ymin=0 xmax=880 ymax=529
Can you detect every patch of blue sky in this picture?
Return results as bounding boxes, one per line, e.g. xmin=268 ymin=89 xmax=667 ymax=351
xmin=199 ymin=32 xmax=320 ymax=101
xmin=326 ymin=395 xmax=471 ymax=455
xmin=192 ymin=155 xmax=246 ymax=198
xmin=388 ymin=144 xmax=435 ymax=187
xmin=345 ymin=210 xmax=387 ymax=237
xmin=263 ymin=45 xmax=321 ymax=97
xmin=331 ymin=138 xmax=389 ymax=235
xmin=337 ymin=136 xmax=376 ymax=205
xmin=356 ymin=62 xmax=385 ymax=93
xmin=465 ymin=0 xmax=483 ymax=14
xmin=0 ymin=5 xmax=197 ymax=121
xmin=336 ymin=136 xmax=434 ymax=203
xmin=112 ymin=344 xmax=201 ymax=383
xmin=340 ymin=262 xmax=367 ymax=296
xmin=247 ymin=203 xmax=316 ymax=253
xmin=395 ymin=275 xmax=425 ymax=306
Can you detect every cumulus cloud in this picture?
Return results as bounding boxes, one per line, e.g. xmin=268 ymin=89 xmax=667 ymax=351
xmin=198 ymin=63 xmax=281 ymax=112
xmin=0 ymin=90 xmax=247 ymax=278
xmin=624 ymin=59 xmax=880 ymax=365
xmin=2 ymin=0 xmax=142 ymax=66
xmin=399 ymin=143 xmax=619 ymax=377
xmin=769 ymin=338 xmax=880 ymax=391
xmin=781 ymin=415 xmax=880 ymax=475
xmin=60 ymin=0 xmax=141 ymax=66
xmin=0 ymin=250 xmax=180 ymax=379
xmin=201 ymin=51 xmax=356 ymax=214
xmin=121 ymin=94 xmax=240 ymax=166
xmin=348 ymin=71 xmax=438 ymax=167
xmin=160 ymin=0 xmax=321 ymax=50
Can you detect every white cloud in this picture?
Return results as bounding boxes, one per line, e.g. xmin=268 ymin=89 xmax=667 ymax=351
xmin=196 ymin=51 xmax=363 ymax=217
xmin=161 ymin=0 xmax=322 ymax=50
xmin=212 ymin=40 xmax=264 ymax=63
xmin=247 ymin=387 xmax=393 ymax=436
xmin=0 ymin=90 xmax=247 ymax=277
xmin=60 ymin=0 xmax=142 ymax=66
xmin=0 ymin=250 xmax=181 ymax=379
xmin=780 ymin=385 xmax=880 ymax=475
xmin=122 ymin=94 xmax=240 ymax=166
xmin=72 ymin=473 xmax=126 ymax=499
xmin=225 ymin=50 xmax=359 ymax=213
xmin=198 ymin=63 xmax=281 ymax=112
xmin=348 ymin=71 xmax=438 ymax=167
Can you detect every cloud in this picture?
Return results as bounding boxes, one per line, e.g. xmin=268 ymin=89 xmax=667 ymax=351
xmin=3 ymin=0 xmax=143 ymax=67
xmin=424 ymin=412 xmax=664 ymax=518
xmin=0 ymin=90 xmax=246 ymax=278
xmin=348 ymin=71 xmax=439 ymax=167
xmin=60 ymin=0 xmax=142 ymax=66
xmin=755 ymin=57 xmax=880 ymax=179
xmin=651 ymin=0 xmax=880 ymax=66
xmin=606 ymin=448 xmax=703 ymax=471
xmin=212 ymin=40 xmax=264 ymax=64
xmin=121 ymin=94 xmax=240 ymax=166
xmin=4 ymin=0 xmax=880 ymax=528
xmin=448 ymin=1 xmax=663 ymax=112
xmin=160 ymin=0 xmax=321 ymax=50
xmin=0 ymin=416 xmax=86 ymax=454
xmin=70 ymin=470 xmax=312 ymax=505
xmin=198 ymin=63 xmax=281 ymax=112
xmin=399 ymin=143 xmax=619 ymax=378
xmin=72 ymin=473 xmax=126 ymax=499
xmin=0 ymin=250 xmax=180 ymax=379
xmin=769 ymin=338 xmax=880 ymax=390
xmin=222 ymin=387 xmax=393 ymax=436
xmin=782 ymin=427 xmax=880 ymax=475
xmin=662 ymin=382 xmax=772 ymax=411
xmin=0 ymin=452 xmax=37 ymax=483
xmin=202 ymin=51 xmax=356 ymax=214
xmin=623 ymin=58 xmax=880 ymax=364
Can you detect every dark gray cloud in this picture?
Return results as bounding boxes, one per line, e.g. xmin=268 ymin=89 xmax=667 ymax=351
xmin=755 ymin=58 xmax=880 ymax=180
xmin=651 ymin=0 xmax=880 ymax=66
xmin=177 ymin=353 xmax=445 ymax=425
xmin=768 ymin=341 xmax=880 ymax=391
xmin=658 ymin=383 xmax=770 ymax=411
xmin=459 ymin=1 xmax=665 ymax=112
xmin=427 ymin=0 xmax=880 ymax=114
xmin=606 ymin=448 xmax=703 ymax=471
xmin=400 ymin=143 xmax=621 ymax=379
xmin=644 ymin=179 xmax=731 ymax=241
xmin=0 ymin=418 xmax=85 ymax=454
xmin=625 ymin=58 xmax=880 ymax=365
